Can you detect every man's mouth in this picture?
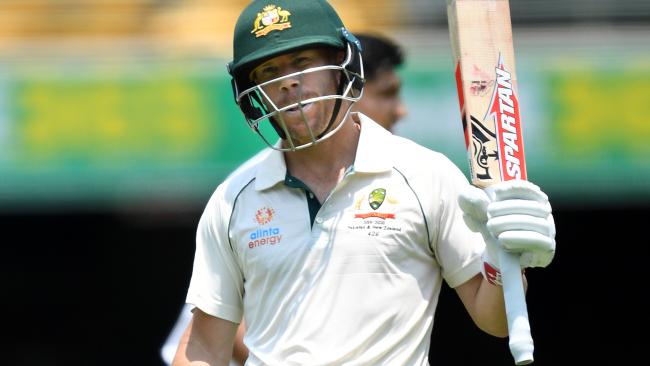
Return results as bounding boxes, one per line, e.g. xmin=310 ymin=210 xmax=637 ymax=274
xmin=285 ymin=102 xmax=313 ymax=113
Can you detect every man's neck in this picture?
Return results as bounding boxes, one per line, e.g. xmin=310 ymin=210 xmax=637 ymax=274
xmin=283 ymin=116 xmax=361 ymax=202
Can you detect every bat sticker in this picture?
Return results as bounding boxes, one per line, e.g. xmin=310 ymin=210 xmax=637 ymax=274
xmin=485 ymin=54 xmax=526 ymax=180
xmin=470 ymin=80 xmax=494 ymax=97
xmin=469 ymin=115 xmax=498 ymax=180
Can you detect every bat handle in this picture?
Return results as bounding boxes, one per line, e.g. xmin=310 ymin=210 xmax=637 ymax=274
xmin=499 ymin=249 xmax=534 ymax=365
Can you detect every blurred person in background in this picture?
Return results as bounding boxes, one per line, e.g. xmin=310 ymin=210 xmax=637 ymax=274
xmin=160 ymin=32 xmax=409 ymax=366
xmin=352 ymin=33 xmax=407 ymax=132
xmin=170 ymin=1 xmax=555 ymax=364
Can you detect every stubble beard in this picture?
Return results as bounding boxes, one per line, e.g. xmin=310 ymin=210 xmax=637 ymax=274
xmin=282 ymin=99 xmax=337 ymax=145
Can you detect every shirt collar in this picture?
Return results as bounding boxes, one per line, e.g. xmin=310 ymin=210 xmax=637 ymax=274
xmin=254 ymin=140 xmax=287 ymax=191
xmin=253 ymin=113 xmax=394 ymax=191
xmin=352 ymin=112 xmax=395 ymax=173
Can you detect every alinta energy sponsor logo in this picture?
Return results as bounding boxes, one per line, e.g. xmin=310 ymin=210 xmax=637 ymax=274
xmin=248 ymin=227 xmax=282 ymax=249
xmin=255 ymin=206 xmax=275 ymax=225
xmin=249 ymin=206 xmax=282 ymax=249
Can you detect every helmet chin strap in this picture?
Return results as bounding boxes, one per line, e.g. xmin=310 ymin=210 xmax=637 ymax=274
xmin=316 ymin=76 xmax=346 ymax=139
xmin=269 ymin=117 xmax=287 ymax=140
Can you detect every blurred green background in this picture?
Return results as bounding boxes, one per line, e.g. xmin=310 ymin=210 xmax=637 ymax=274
xmin=1 ymin=0 xmax=648 ymax=211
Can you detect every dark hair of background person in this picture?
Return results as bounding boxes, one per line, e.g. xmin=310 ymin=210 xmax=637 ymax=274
xmin=356 ymin=33 xmax=405 ymax=80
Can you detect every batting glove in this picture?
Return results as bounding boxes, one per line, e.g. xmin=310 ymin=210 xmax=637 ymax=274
xmin=458 ymin=180 xmax=556 ymax=277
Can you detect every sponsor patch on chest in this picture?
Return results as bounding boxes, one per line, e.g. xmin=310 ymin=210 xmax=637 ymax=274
xmin=248 ymin=227 xmax=283 ymax=249
xmin=348 ymin=187 xmax=404 ymax=236
xmin=248 ymin=206 xmax=283 ymax=249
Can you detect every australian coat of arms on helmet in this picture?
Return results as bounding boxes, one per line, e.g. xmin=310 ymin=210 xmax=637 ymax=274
xmin=251 ymin=5 xmax=292 ymax=37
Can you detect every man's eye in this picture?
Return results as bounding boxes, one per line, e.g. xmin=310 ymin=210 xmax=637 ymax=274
xmin=261 ymin=67 xmax=277 ymax=76
xmin=294 ymin=57 xmax=311 ymax=67
xmin=381 ymin=87 xmax=400 ymax=97
xmin=256 ymin=67 xmax=278 ymax=81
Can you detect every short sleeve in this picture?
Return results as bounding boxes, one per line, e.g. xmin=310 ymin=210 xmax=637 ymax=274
xmin=185 ymin=186 xmax=245 ymax=323
xmin=434 ymin=160 xmax=484 ymax=288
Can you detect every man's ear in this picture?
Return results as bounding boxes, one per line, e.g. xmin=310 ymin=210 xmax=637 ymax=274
xmin=336 ymin=50 xmax=345 ymax=64
xmin=335 ymin=51 xmax=346 ymax=83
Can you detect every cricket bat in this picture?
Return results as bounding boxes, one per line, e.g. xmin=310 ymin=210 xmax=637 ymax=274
xmin=446 ymin=0 xmax=533 ymax=364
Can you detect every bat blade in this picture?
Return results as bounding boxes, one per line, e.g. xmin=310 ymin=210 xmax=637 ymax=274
xmin=446 ymin=0 xmax=533 ymax=364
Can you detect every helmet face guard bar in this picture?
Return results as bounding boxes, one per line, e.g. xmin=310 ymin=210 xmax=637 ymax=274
xmin=233 ymin=43 xmax=365 ymax=152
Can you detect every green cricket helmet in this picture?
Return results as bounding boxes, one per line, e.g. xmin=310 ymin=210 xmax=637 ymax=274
xmin=227 ymin=0 xmax=365 ymax=151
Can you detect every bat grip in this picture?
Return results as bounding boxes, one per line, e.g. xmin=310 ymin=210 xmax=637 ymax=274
xmin=499 ymin=250 xmax=534 ymax=365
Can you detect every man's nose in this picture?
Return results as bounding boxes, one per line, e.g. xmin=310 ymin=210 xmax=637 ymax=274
xmin=395 ymin=99 xmax=408 ymax=120
xmin=278 ymin=72 xmax=301 ymax=92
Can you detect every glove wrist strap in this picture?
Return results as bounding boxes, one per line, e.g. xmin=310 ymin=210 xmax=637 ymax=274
xmin=482 ymin=261 xmax=502 ymax=286
xmin=481 ymin=251 xmax=502 ymax=286
xmin=481 ymin=252 xmax=527 ymax=286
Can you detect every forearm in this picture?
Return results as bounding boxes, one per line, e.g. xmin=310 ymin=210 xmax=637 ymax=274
xmin=232 ymin=321 xmax=249 ymax=365
xmin=472 ymin=272 xmax=528 ymax=337
xmin=173 ymin=334 xmax=231 ymax=366
xmin=172 ymin=310 xmax=237 ymax=366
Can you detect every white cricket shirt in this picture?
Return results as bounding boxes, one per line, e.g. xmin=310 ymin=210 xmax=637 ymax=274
xmin=186 ymin=113 xmax=484 ymax=365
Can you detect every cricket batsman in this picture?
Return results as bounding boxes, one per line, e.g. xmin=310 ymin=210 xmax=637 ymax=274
xmin=172 ymin=1 xmax=556 ymax=364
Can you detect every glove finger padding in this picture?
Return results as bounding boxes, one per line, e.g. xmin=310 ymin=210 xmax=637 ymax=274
xmin=519 ymin=244 xmax=555 ymax=267
xmin=486 ymin=180 xmax=556 ymax=269
xmin=488 ymin=199 xmax=551 ymax=218
xmin=498 ymin=231 xmax=555 ymax=253
xmin=488 ymin=179 xmax=548 ymax=202
xmin=513 ymin=213 xmax=556 ymax=268
xmin=487 ymin=214 xmax=552 ymax=237
xmin=458 ymin=180 xmax=556 ymax=270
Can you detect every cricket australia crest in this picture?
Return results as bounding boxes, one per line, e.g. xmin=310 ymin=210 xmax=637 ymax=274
xmin=368 ymin=188 xmax=386 ymax=210
xmin=251 ymin=5 xmax=292 ymax=37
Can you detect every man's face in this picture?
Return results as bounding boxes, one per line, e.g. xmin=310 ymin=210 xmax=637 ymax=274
xmin=251 ymin=48 xmax=344 ymax=146
xmin=353 ymin=67 xmax=407 ymax=131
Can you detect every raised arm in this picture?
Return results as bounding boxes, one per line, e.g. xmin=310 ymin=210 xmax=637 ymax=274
xmin=454 ymin=272 xmax=524 ymax=337
xmin=455 ymin=180 xmax=555 ymax=337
